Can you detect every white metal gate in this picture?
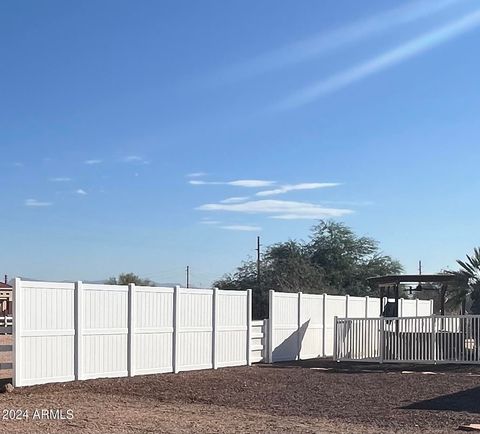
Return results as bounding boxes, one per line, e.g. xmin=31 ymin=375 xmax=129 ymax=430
xmin=334 ymin=315 xmax=480 ymax=364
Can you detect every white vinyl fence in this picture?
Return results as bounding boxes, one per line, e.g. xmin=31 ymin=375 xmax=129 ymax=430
xmin=251 ymin=320 xmax=268 ymax=363
xmin=268 ymin=290 xmax=433 ymax=363
xmin=335 ymin=315 xmax=480 ymax=364
xmin=13 ymin=279 xmax=251 ymax=387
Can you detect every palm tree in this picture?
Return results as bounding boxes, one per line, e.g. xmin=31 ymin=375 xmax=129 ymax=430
xmin=454 ymin=248 xmax=480 ymax=314
xmin=444 ymin=274 xmax=469 ymax=314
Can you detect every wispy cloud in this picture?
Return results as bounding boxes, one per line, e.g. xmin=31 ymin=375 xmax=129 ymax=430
xmin=50 ymin=177 xmax=72 ymax=182
xmin=199 ymin=219 xmax=221 ymax=225
xmin=122 ymin=155 xmax=149 ymax=164
xmin=220 ymin=196 xmax=250 ymax=204
xmin=190 ymin=179 xmax=276 ymax=188
xmin=275 ymin=9 xmax=480 ymax=110
xmin=220 ymin=225 xmax=262 ymax=232
xmin=25 ymin=198 xmax=52 ymax=207
xmin=197 ymin=199 xmax=352 ymax=220
xmin=189 ymin=180 xmax=219 ymax=185
xmin=76 ymin=189 xmax=87 ymax=195
xmin=187 ymin=172 xmax=207 ymax=178
xmin=13 ymin=162 xmax=24 ymax=168
xmin=256 ymin=182 xmax=340 ymax=197
xmin=229 ymin=180 xmax=275 ymax=187
xmin=85 ymin=159 xmax=102 ymax=165
xmin=215 ymin=0 xmax=464 ymax=83
xmin=320 ymin=200 xmax=374 ymax=207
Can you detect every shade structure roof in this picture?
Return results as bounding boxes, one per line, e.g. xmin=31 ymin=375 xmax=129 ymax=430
xmin=367 ymin=274 xmax=457 ymax=285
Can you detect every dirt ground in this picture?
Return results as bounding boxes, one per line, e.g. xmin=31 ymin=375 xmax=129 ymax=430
xmin=1 ymin=360 xmax=480 ymax=433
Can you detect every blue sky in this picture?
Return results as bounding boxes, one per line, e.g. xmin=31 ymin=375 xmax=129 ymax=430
xmin=1 ymin=0 xmax=480 ymax=286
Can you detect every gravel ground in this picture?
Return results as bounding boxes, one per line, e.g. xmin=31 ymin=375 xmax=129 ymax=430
xmin=1 ymin=360 xmax=480 ymax=433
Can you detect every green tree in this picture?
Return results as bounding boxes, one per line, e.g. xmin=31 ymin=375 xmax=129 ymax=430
xmin=215 ymin=220 xmax=402 ymax=319
xmin=214 ymin=261 xmax=265 ymax=318
xmin=308 ymin=221 xmax=402 ymax=296
xmin=453 ymin=248 xmax=480 ymax=314
xmin=262 ymin=241 xmax=326 ymax=294
xmin=106 ymin=272 xmax=155 ymax=286
xmin=215 ymin=242 xmax=325 ymax=318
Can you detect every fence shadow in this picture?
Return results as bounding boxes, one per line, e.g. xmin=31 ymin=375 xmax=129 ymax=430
xmin=258 ymin=359 xmax=480 ymax=375
xmin=403 ymin=386 xmax=480 ymax=413
xmin=271 ymin=320 xmax=310 ymax=362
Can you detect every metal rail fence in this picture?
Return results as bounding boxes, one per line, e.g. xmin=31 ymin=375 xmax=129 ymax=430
xmin=334 ymin=315 xmax=480 ymax=364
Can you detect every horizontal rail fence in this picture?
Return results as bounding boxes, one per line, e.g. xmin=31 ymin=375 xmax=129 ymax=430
xmin=268 ymin=290 xmax=433 ymax=363
xmin=0 ymin=316 xmax=13 ymax=379
xmin=335 ymin=315 xmax=480 ymax=364
xmin=13 ymin=279 xmax=252 ymax=387
xmin=0 ymin=316 xmax=13 ymax=334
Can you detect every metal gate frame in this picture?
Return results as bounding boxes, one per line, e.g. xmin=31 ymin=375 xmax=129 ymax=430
xmin=334 ymin=315 xmax=480 ymax=364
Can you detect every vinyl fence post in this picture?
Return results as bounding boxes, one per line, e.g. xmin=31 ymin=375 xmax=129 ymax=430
xmin=262 ymin=318 xmax=270 ymax=363
xmin=297 ymin=292 xmax=302 ymax=360
xmin=431 ymin=316 xmax=437 ymax=364
xmin=246 ymin=289 xmax=252 ymax=366
xmin=212 ymin=287 xmax=218 ymax=369
xmin=415 ymin=298 xmax=419 ymax=316
xmin=365 ymin=296 xmax=369 ymax=318
xmin=333 ymin=316 xmax=338 ymax=361
xmin=74 ymin=281 xmax=83 ymax=380
xmin=380 ymin=316 xmax=385 ymax=364
xmin=173 ymin=285 xmax=180 ymax=373
xmin=128 ymin=283 xmax=135 ymax=377
xmin=322 ymin=293 xmax=327 ymax=358
xmin=345 ymin=294 xmax=350 ymax=318
xmin=268 ymin=290 xmax=274 ymax=363
xmin=399 ymin=298 xmax=404 ymax=318
xmin=430 ymin=299 xmax=434 ymax=315
xmin=13 ymin=278 xmax=22 ymax=387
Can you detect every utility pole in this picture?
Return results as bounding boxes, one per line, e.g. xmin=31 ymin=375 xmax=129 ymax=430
xmin=186 ymin=265 xmax=190 ymax=288
xmin=256 ymin=236 xmax=261 ymax=289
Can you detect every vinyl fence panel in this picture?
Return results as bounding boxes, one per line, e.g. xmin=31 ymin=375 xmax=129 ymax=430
xmin=417 ymin=299 xmax=434 ymax=316
xmin=269 ymin=290 xmax=434 ymax=363
xmin=176 ymin=288 xmax=213 ymax=372
xmin=347 ymin=296 xmax=367 ymax=318
xmin=299 ymin=294 xmax=324 ymax=359
xmin=250 ymin=320 xmax=267 ymax=363
xmin=80 ymin=283 xmax=128 ymax=380
xmin=216 ymin=289 xmax=250 ymax=368
xmin=14 ymin=279 xmax=251 ymax=387
xmin=269 ymin=291 xmax=299 ymax=362
xmin=323 ymin=295 xmax=348 ymax=357
xmin=367 ymin=297 xmax=381 ymax=318
xmin=13 ymin=279 xmax=75 ymax=387
xmin=132 ymin=286 xmax=174 ymax=376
